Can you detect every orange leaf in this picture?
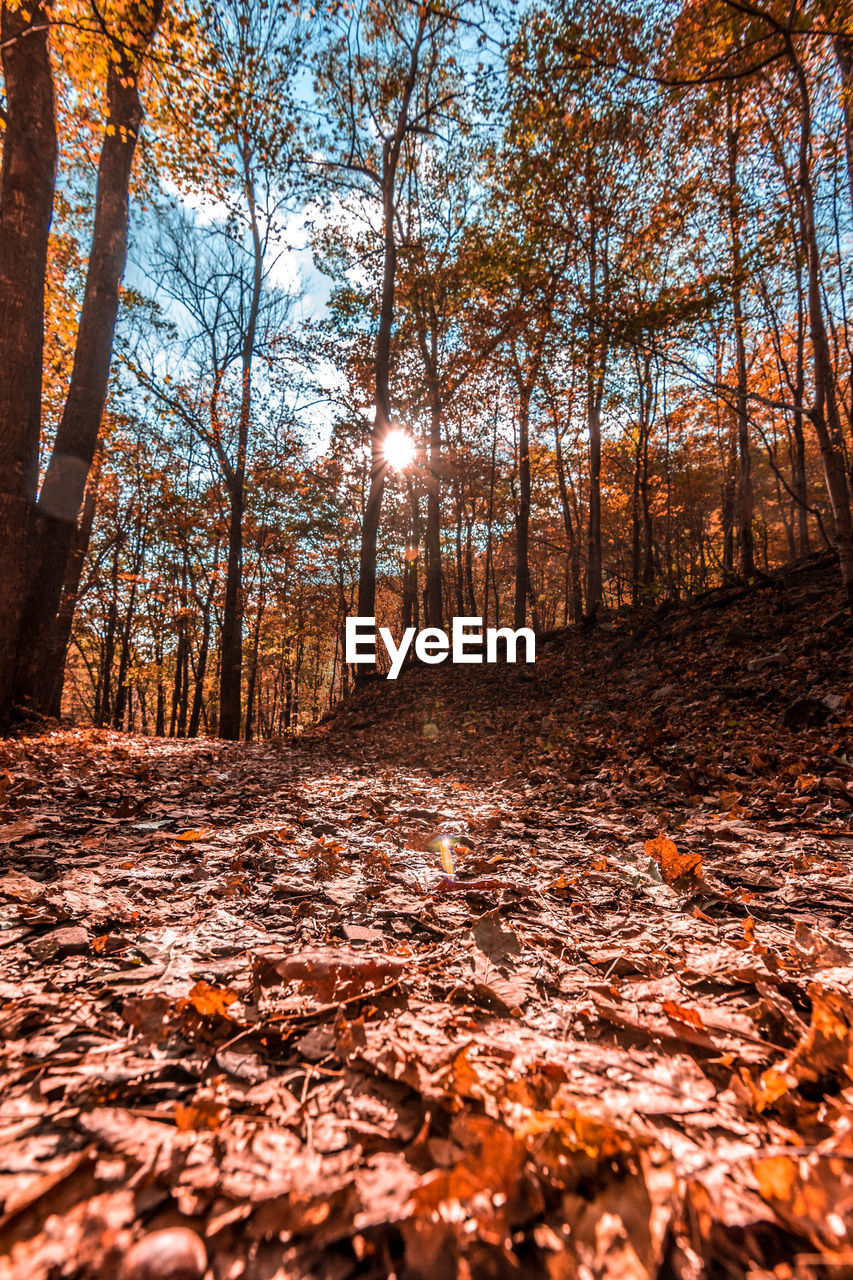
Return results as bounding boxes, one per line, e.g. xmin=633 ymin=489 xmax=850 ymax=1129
xmin=662 ymin=1000 xmax=706 ymax=1031
xmin=188 ymin=980 xmax=238 ymax=1018
xmin=644 ymin=835 xmax=703 ymax=886
xmin=174 ymin=828 xmax=213 ymax=842
xmin=175 ymin=1097 xmax=225 ymax=1131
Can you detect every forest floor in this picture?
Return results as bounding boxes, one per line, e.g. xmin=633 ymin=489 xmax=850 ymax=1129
xmin=1 ymin=561 xmax=852 ymax=1280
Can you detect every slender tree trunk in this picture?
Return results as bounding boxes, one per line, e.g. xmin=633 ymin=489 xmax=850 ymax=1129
xmin=424 ymin=385 xmax=443 ymax=628
xmin=188 ymin=605 xmax=212 ymax=739
xmin=587 ymin=389 xmax=603 ymax=611
xmin=454 ymin=476 xmax=465 ymax=618
xmin=97 ymin=542 xmax=121 ymax=727
xmin=823 ymin=9 xmax=853 ymax=214
xmin=356 ymin=28 xmax=423 ymax=641
xmin=244 ymin=598 xmax=264 ymax=743
xmin=112 ymin=576 xmax=138 ymax=730
xmin=464 ymin=505 xmax=476 ymax=615
xmin=631 ymin=440 xmax=642 ymax=608
xmin=483 ymin=413 xmax=498 ymax=625
xmin=358 ymin=165 xmax=398 ymax=632
xmin=514 ymin=382 xmax=533 ymax=629
xmin=402 ymin=481 xmax=419 ymax=632
xmin=44 ymin=462 xmax=100 ymax=717
xmin=219 ymin=479 xmax=244 ymax=738
xmin=789 ymin=39 xmax=853 ymax=608
xmin=0 ymin=0 xmax=57 ymax=724
xmin=551 ymin=393 xmax=584 ymax=622
xmin=726 ymin=88 xmax=755 ymax=580
xmin=219 ymin=151 xmax=262 ymax=739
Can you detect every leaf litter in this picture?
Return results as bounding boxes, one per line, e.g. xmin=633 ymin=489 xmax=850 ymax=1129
xmin=0 ymin=574 xmax=852 ymax=1278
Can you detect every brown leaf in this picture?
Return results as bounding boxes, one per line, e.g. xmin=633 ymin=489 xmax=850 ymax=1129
xmin=0 ymin=819 xmax=39 ymax=843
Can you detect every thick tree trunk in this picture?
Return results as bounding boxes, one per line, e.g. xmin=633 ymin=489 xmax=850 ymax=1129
xmin=15 ymin=6 xmax=162 ymax=713
xmin=0 ymin=0 xmax=57 ymax=724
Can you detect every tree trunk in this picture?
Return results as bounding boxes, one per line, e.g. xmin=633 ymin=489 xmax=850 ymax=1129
xmin=726 ymin=88 xmax=754 ymax=580
xmin=587 ymin=389 xmax=603 ymax=611
xmin=219 ymin=480 xmax=244 ymax=738
xmin=43 ymin=462 xmax=100 ymax=718
xmin=357 ymin=166 xmax=397 ymax=631
xmin=244 ymin=598 xmax=264 ymax=743
xmin=424 ymin=388 xmax=443 ymax=628
xmin=188 ymin=604 xmax=212 ymax=739
xmin=0 ymin=0 xmax=57 ymax=724
xmin=15 ymin=2 xmax=163 ymax=713
xmin=788 ymin=38 xmax=853 ymax=608
xmin=219 ymin=150 xmax=262 ymax=738
xmin=355 ymin=29 xmax=423 ymax=642
xmin=514 ymin=382 xmax=533 ymax=629
xmin=483 ymin=413 xmax=498 ymax=625
xmin=553 ymin=417 xmax=584 ymax=622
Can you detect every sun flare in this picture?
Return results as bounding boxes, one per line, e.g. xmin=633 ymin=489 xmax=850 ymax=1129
xmin=383 ymin=428 xmax=415 ymax=471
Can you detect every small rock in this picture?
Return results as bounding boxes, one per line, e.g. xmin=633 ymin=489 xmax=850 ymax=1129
xmin=747 ymin=650 xmax=789 ymax=672
xmin=29 ymin=926 xmax=89 ymax=961
xmin=121 ymin=1228 xmax=207 ymax=1280
xmin=824 ymin=693 xmax=844 ymax=712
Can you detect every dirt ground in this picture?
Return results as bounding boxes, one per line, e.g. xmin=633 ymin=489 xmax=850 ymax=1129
xmin=1 ymin=564 xmax=852 ymax=1279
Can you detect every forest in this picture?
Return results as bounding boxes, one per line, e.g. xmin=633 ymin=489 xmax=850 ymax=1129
xmin=2 ymin=0 xmax=853 ymax=1278
xmin=2 ymin=0 xmax=853 ymax=735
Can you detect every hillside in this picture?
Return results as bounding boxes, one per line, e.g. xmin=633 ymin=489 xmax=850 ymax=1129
xmin=0 ymin=562 xmax=851 ymax=1279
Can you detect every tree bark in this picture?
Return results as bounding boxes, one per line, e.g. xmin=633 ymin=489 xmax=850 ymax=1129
xmin=424 ymin=384 xmax=443 ymax=629
xmin=787 ymin=37 xmax=853 ymax=608
xmin=43 ymin=460 xmax=100 ymax=718
xmin=726 ymin=87 xmax=755 ymax=580
xmin=0 ymin=0 xmax=57 ymax=723
xmin=219 ymin=148 xmax=262 ymax=739
xmin=514 ymin=382 xmax=533 ymax=629
xmin=356 ymin=19 xmax=425 ymax=646
xmin=15 ymin=0 xmax=163 ymax=713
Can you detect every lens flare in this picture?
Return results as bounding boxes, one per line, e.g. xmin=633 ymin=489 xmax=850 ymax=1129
xmin=383 ymin=428 xmax=415 ymax=471
xmin=439 ymin=835 xmax=456 ymax=880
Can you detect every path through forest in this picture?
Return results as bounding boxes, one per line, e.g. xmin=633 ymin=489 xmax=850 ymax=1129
xmin=1 ymin=566 xmax=852 ymax=1279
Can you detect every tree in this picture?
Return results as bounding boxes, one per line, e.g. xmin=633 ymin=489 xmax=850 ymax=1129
xmin=313 ymin=0 xmax=469 ymax=648
xmin=0 ymin=0 xmax=165 ymax=723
